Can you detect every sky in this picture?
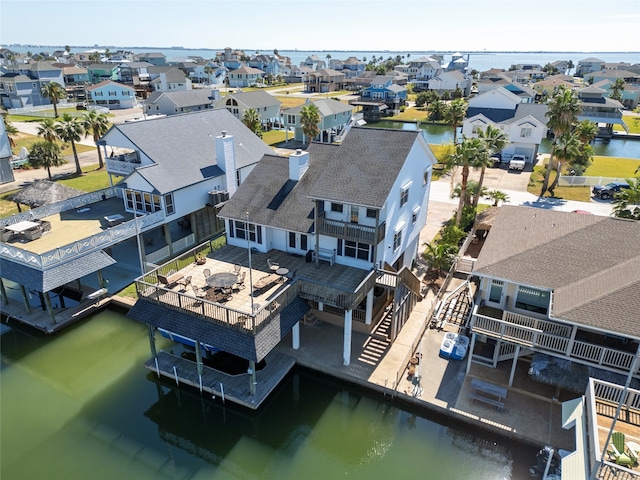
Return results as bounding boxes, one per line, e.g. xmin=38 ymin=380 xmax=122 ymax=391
xmin=1 ymin=0 xmax=639 ymax=53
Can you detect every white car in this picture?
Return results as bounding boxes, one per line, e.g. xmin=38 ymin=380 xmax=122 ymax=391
xmin=509 ymin=155 xmax=526 ymax=170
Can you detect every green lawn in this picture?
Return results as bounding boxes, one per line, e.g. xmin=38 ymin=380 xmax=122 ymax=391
xmin=12 ymin=131 xmax=94 ymax=158
xmin=7 ymin=107 xmax=90 ymax=123
xmin=262 ymin=129 xmax=288 ymax=146
xmin=388 ymin=106 xmax=432 ymax=122
xmin=614 ymin=115 xmax=640 ymax=134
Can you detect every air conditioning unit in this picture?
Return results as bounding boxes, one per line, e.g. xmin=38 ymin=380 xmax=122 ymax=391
xmin=208 ymin=190 xmax=229 ymax=206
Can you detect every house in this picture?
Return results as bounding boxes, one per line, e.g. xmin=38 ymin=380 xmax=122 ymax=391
xmin=425 ymin=70 xmax=471 ymax=96
xmin=403 ymin=56 xmax=442 ymax=86
xmin=116 ymin=62 xmax=153 ymax=85
xmin=0 ymin=120 xmax=15 ymax=184
xmin=300 ymin=55 xmax=326 ymax=70
xmin=443 ymin=52 xmax=469 ymax=72
xmin=190 ymin=61 xmax=226 ymax=85
xmin=216 ymin=47 xmax=245 ymax=70
xmin=462 ymin=87 xmax=548 ymax=163
xmin=148 ymin=67 xmax=191 ymax=92
xmin=57 ymin=64 xmax=89 ymax=85
xmin=576 ymin=85 xmax=627 ymax=137
xmin=3 ymin=60 xmax=65 ymax=86
xmin=144 ymin=89 xmax=219 ymax=116
xmin=0 ymin=61 xmax=66 ymax=109
xmin=134 ymin=52 xmax=167 ymax=67
xmin=227 ymin=66 xmax=265 ymax=88
xmin=214 ymin=90 xmax=281 ymax=127
xmin=575 ymin=57 xmax=605 ymax=77
xmin=247 ymin=54 xmax=280 ymax=77
xmin=463 ymin=206 xmax=640 ymax=388
xmin=86 ymin=80 xmax=136 ymax=109
xmin=86 ymin=63 xmax=119 ymax=83
xmin=282 ymin=98 xmax=355 ymax=143
xmin=304 ymin=69 xmax=346 ymax=93
xmin=349 ymin=75 xmax=407 ymax=121
xmin=328 ymin=57 xmax=365 ymax=78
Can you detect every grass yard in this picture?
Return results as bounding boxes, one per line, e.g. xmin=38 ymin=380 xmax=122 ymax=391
xmin=614 ymin=115 xmax=640 ymax=134
xmin=389 ymin=106 xmax=431 ymax=122
xmin=262 ymin=129 xmax=288 ymax=146
xmin=7 ymin=107 xmax=90 ymax=123
xmin=11 ymin=131 xmax=94 ymax=158
xmin=273 ymin=95 xmax=306 ymax=109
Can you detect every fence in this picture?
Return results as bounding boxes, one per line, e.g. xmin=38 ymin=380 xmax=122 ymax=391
xmin=558 ymin=175 xmax=628 ymax=187
xmin=7 ymin=103 xmax=109 ymax=118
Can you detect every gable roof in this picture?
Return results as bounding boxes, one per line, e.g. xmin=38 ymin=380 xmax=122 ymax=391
xmin=229 ymin=65 xmax=264 ymax=75
xmin=474 ymin=206 xmax=640 ymax=338
xmin=86 ymin=80 xmax=135 ymax=91
xmin=102 ymin=109 xmax=273 ymax=194
xmin=282 ymin=98 xmax=354 ymax=116
xmin=145 ymin=90 xmax=216 ymax=108
xmin=220 ymin=90 xmax=281 ymax=110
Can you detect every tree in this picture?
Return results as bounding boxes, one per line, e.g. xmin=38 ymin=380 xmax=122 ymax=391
xmin=28 ymin=141 xmax=65 ymax=180
xmin=422 ymin=241 xmax=456 ymax=277
xmin=242 ymin=108 xmax=263 ymax=138
xmin=204 ymin=65 xmax=214 ymax=84
xmin=64 ymin=45 xmax=71 ymax=54
xmin=300 ymin=103 xmax=320 ymax=145
xmin=273 ymin=48 xmax=279 ymax=56
xmin=40 ymin=82 xmax=66 ymax=118
xmin=566 ymin=60 xmax=574 ymax=75
xmin=540 ymin=86 xmax=580 ymax=196
xmin=37 ymin=118 xmax=59 ymax=143
xmin=443 ymin=98 xmax=468 ymax=144
xmin=610 ymin=78 xmax=625 ymax=102
xmin=474 ymin=124 xmax=508 ymax=208
xmin=485 ymin=189 xmax=510 ymax=206
xmin=2 ymin=113 xmax=18 ymax=148
xmin=448 ymin=136 xmax=486 ymax=225
xmin=89 ymin=51 xmax=101 ymax=63
xmin=612 ymin=178 xmax=640 ymax=220
xmin=55 ymin=114 xmax=85 ymax=175
xmin=426 ymin=99 xmax=445 ymax=121
xmin=547 ymin=131 xmax=581 ymax=193
xmin=82 ymin=110 xmax=110 ymax=169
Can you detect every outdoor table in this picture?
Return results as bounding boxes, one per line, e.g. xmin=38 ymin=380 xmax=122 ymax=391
xmin=104 ymin=214 xmax=125 ymax=226
xmin=206 ymin=272 xmax=238 ymax=289
xmin=5 ymin=220 xmax=40 ymax=234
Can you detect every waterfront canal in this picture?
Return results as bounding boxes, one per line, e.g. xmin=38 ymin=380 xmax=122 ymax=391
xmin=1 ymin=308 xmax=538 ymax=479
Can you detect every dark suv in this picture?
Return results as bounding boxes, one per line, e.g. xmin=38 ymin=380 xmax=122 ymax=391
xmin=592 ymin=181 xmax=630 ymax=200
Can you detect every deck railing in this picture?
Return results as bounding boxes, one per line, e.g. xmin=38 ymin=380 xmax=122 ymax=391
xmin=317 ymin=213 xmax=385 ymax=244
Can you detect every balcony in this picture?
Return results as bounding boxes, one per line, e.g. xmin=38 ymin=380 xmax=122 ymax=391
xmin=317 ymin=213 xmax=385 ymax=244
xmin=471 ymin=305 xmax=639 ymax=376
xmin=105 ymin=151 xmax=141 ymax=176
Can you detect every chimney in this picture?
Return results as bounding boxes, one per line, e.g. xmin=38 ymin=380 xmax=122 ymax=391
xmin=216 ymin=131 xmax=237 ymax=196
xmin=289 ymin=149 xmax=309 ymax=181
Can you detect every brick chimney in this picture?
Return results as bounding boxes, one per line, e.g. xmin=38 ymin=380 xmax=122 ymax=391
xmin=216 ymin=131 xmax=237 ymax=196
xmin=289 ymin=149 xmax=309 ymax=181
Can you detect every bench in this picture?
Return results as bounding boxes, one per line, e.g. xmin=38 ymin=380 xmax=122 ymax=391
xmin=313 ymin=248 xmax=336 ymax=265
xmin=470 ymin=378 xmax=507 ymax=411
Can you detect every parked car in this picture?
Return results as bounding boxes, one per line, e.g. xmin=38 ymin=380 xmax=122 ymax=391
xmin=592 ymin=181 xmax=630 ymax=200
xmin=509 ymin=155 xmax=526 ymax=171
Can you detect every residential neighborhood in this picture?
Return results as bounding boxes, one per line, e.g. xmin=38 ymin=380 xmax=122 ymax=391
xmin=1 ymin=42 xmax=639 ymax=480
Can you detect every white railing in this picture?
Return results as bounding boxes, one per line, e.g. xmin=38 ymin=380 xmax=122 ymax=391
xmin=471 ymin=314 xmax=541 ymax=346
xmin=145 ymin=234 xmax=196 ymax=265
xmin=0 ymin=187 xmax=117 ymax=227
xmin=558 ymin=175 xmax=630 ymax=187
xmin=1 ymin=210 xmax=165 ymax=269
xmin=572 ymin=340 xmax=636 ymax=371
xmin=106 ymin=158 xmax=138 ymax=175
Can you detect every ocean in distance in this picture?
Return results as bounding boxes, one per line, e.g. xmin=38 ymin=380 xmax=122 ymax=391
xmin=6 ymin=44 xmax=640 ymax=72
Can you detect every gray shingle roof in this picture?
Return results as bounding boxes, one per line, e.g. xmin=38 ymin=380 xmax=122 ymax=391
xmin=104 ymin=109 xmax=273 ymax=195
xmin=282 ymin=98 xmax=353 ymax=116
xmin=222 ymin=90 xmax=281 ymax=109
xmin=145 ymin=90 xmax=215 ymax=108
xmin=474 ymin=206 xmax=640 ymax=339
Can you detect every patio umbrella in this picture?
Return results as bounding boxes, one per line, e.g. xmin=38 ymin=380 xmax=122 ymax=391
xmin=7 ymin=179 xmax=84 ymax=212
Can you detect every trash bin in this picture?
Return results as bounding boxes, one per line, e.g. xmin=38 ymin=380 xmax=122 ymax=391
xmin=306 ymin=250 xmax=313 ymax=263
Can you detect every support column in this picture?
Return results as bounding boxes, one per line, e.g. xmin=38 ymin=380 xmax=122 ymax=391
xmin=314 ymin=200 xmax=320 ymax=267
xmin=43 ymin=292 xmax=56 ymax=325
xmin=508 ymin=345 xmax=520 ymax=387
xmin=148 ymin=325 xmax=157 ymax=358
xmin=249 ymin=360 xmax=257 ymax=395
xmin=19 ymin=285 xmax=30 ymax=313
xmin=97 ymin=270 xmax=104 ymax=289
xmin=365 ymin=288 xmax=374 ymax=325
xmin=466 ymin=333 xmax=476 ymax=374
xmin=163 ymin=223 xmax=173 ymax=256
xmin=318 ymin=302 xmax=324 ymax=312
xmin=194 ymin=341 xmax=203 ymax=376
xmin=0 ymin=278 xmax=7 ymax=305
xmin=343 ymin=309 xmax=353 ymax=366
xmin=292 ymin=322 xmax=300 ymax=350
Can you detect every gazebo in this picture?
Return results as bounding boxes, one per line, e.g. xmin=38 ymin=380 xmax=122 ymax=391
xmin=7 ymin=179 xmax=84 ymax=212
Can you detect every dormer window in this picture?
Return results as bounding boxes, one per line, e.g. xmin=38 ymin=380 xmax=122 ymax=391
xmin=520 ymin=127 xmax=532 ymax=138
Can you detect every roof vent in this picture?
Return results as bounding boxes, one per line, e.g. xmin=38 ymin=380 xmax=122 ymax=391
xmin=221 ymin=130 xmax=226 ymax=137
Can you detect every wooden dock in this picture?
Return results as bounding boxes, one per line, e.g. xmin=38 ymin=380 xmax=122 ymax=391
xmin=144 ymin=349 xmax=296 ymax=410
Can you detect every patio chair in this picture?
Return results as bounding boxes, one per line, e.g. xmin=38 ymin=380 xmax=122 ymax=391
xmin=233 ymin=263 xmax=241 ymax=274
xmin=267 ymin=258 xmax=279 ymax=271
xmin=203 ymin=268 xmax=211 ymax=278
xmin=234 ymin=271 xmax=246 ymax=290
xmin=608 ymin=432 xmax=635 ymax=467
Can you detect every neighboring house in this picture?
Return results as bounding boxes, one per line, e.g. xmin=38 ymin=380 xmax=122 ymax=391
xmin=215 ymin=90 xmax=281 ymax=127
xmin=57 ymin=64 xmax=89 ymax=85
xmin=190 ymin=61 xmax=226 ymax=85
xmin=134 ymin=52 xmax=167 ymax=67
xmin=144 ymin=89 xmax=219 ymax=116
xmin=148 ymin=67 xmax=192 ymax=92
xmin=464 ymin=206 xmax=640 ymax=386
xmin=282 ymin=98 xmax=355 ymax=143
xmin=227 ymin=66 xmax=265 ymax=88
xmin=247 ymin=54 xmax=280 ymax=76
xmin=443 ymin=52 xmax=469 ymax=72
xmin=86 ymin=63 xmax=119 ymax=83
xmin=0 ymin=71 xmax=67 ymax=109
xmin=586 ymin=69 xmax=640 ymax=86
xmin=329 ymin=56 xmax=365 ymax=77
xmin=117 ymin=62 xmax=153 ymax=85
xmin=575 ymin=57 xmax=605 ymax=77
xmin=300 ymin=55 xmax=325 ymax=70
xmin=462 ymin=87 xmax=548 ymax=162
xmin=216 ymin=47 xmax=245 ymax=70
xmin=591 ymin=79 xmax=640 ymax=110
xmin=426 ymin=70 xmax=471 ymax=96
xmin=404 ymin=56 xmax=442 ymax=86
xmin=304 ymin=68 xmax=346 ymax=93
xmin=476 ymin=75 xmax=536 ymax=102
xmin=86 ymin=80 xmax=136 ymax=109
xmin=550 ymin=60 xmax=571 ymax=74
xmin=3 ymin=61 xmax=65 ymax=86
xmin=350 ymin=75 xmax=407 ymax=121
xmin=0 ymin=120 xmax=15 ymax=184
xmin=576 ymin=85 xmax=627 ymax=137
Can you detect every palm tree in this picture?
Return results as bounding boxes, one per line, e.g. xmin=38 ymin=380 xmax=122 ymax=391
xmin=40 ymin=82 xmax=66 ymax=118
xmin=610 ymin=78 xmax=625 ymax=102
xmin=422 ymin=241 xmax=456 ymax=277
xmin=540 ymin=86 xmax=580 ymax=196
xmin=426 ymin=98 xmax=445 ymax=121
xmin=443 ymin=98 xmax=468 ymax=144
xmin=547 ymin=131 xmax=581 ymax=193
xmin=612 ymin=178 xmax=640 ymax=220
xmin=55 ymin=114 xmax=85 ymax=175
xmin=2 ymin=113 xmax=18 ymax=148
xmin=37 ymin=118 xmax=59 ymax=143
xmin=82 ymin=111 xmax=110 ymax=169
xmin=485 ymin=189 xmax=510 ymax=206
xmin=300 ymin=103 xmax=320 ymax=145
xmin=474 ymin=125 xmax=508 ymax=208
xmin=89 ymin=52 xmax=101 ymax=63
xmin=448 ymin=136 xmax=487 ymax=225
xmin=566 ymin=60 xmax=574 ymax=75
xmin=28 ymin=141 xmax=66 ymax=180
xmin=242 ymin=108 xmax=263 ymax=138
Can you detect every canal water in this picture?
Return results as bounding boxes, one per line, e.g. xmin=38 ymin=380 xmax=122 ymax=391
xmin=1 ymin=308 xmax=538 ymax=479
xmin=370 ymin=120 xmax=640 ymax=159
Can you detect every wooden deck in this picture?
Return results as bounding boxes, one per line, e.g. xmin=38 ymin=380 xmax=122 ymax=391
xmin=144 ymin=349 xmax=296 ymax=410
xmin=597 ymin=402 xmax=640 ymax=464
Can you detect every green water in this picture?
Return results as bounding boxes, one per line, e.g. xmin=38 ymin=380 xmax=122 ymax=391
xmin=1 ymin=309 xmax=536 ymax=479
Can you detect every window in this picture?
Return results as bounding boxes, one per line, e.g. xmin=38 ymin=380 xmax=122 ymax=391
xmin=344 ymin=240 xmax=371 ymax=261
xmin=125 ymin=189 xmax=134 ymax=209
xmin=350 ymin=205 xmax=359 ymax=223
xmin=289 ymin=232 xmax=296 ymax=248
xmin=108 ymin=91 xmax=116 ymax=96
xmin=164 ymin=193 xmax=175 ymax=215
xmin=95 ymin=91 xmax=103 ymax=97
xmin=520 ymin=127 xmax=532 ymax=138
xmin=331 ymin=203 xmax=343 ymax=213
xmin=287 ymin=114 xmax=295 ymax=124
xmin=393 ymin=230 xmax=402 ymax=251
xmin=412 ymin=207 xmax=419 ymax=224
xmin=423 ymin=168 xmax=430 ymax=186
xmin=515 ymin=286 xmax=550 ymax=315
xmin=234 ymin=221 xmax=262 ymax=244
xmin=400 ymin=188 xmax=409 ymax=207
xmin=489 ymin=280 xmax=503 ymax=303
xmin=366 ymin=208 xmax=376 ymax=219
xmin=301 ymin=234 xmax=307 ymax=251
